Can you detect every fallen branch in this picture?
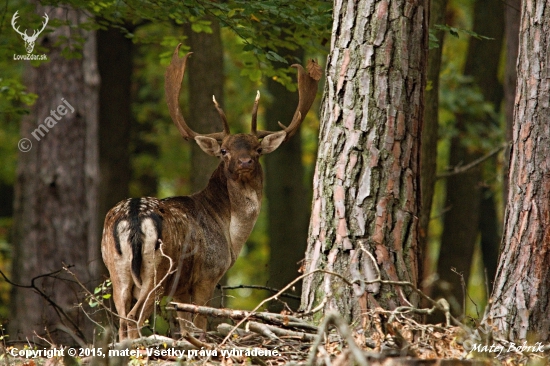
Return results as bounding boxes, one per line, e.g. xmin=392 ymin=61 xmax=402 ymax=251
xmin=218 ymin=269 xmax=351 ymax=346
xmin=109 ymin=334 xmax=196 ymax=351
xmin=221 ymin=284 xmax=301 ymax=300
xmin=168 ymin=303 xmax=318 ymax=333
xmin=216 ymin=323 xmax=250 ymax=338
xmin=248 ymin=322 xmax=279 ymax=341
xmin=249 ymin=321 xmax=316 ymax=342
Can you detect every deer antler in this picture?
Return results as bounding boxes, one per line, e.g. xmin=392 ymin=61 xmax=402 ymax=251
xmin=11 ymin=11 xmax=27 ymax=38
xmin=32 ymin=13 xmax=49 ymax=39
xmin=212 ymin=96 xmax=230 ymax=135
xmin=256 ymin=60 xmax=321 ymax=141
xmin=251 ymin=91 xmax=260 ymax=136
xmin=165 ymin=43 xmax=228 ymax=141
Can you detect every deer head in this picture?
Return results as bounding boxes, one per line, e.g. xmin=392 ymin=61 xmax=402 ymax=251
xmin=165 ymin=43 xmax=320 ymax=183
xmin=11 ymin=11 xmax=49 ymax=54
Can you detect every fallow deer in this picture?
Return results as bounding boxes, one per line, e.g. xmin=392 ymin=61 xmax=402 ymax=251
xmin=101 ymin=44 xmax=320 ymax=340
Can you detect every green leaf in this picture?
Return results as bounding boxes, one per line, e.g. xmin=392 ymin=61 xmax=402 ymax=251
xmin=428 ymin=29 xmax=440 ymax=49
xmin=266 ymin=51 xmax=288 ymax=64
xmin=153 ymin=314 xmax=169 ymax=335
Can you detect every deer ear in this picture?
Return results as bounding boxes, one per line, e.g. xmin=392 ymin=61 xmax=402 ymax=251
xmin=260 ymin=131 xmax=287 ymax=154
xmin=195 ymin=136 xmax=221 ymax=156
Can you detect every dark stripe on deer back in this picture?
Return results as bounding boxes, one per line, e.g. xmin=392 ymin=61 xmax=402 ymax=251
xmin=129 ymin=198 xmax=144 ymax=283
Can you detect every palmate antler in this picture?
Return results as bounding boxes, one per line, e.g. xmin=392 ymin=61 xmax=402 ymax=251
xmin=255 ymin=60 xmax=321 ymax=141
xmin=165 ymin=44 xmax=229 ymax=141
xmin=165 ymin=43 xmax=321 ymax=142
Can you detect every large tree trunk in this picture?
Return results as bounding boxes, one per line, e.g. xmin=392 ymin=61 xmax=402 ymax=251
xmin=301 ymin=0 xmax=428 ymax=322
xmin=264 ymin=49 xmax=310 ymax=311
xmin=436 ymin=0 xmax=504 ymax=315
xmin=10 ymin=6 xmax=99 ymax=343
xmin=483 ymin=0 xmax=550 ymax=342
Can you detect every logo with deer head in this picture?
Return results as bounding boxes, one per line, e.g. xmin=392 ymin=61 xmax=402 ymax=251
xmin=11 ymin=11 xmax=49 ymax=54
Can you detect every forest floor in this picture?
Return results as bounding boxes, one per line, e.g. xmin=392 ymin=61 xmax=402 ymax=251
xmin=1 ymin=303 xmax=548 ymax=366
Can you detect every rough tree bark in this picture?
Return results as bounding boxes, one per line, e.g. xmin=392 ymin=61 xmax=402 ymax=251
xmin=10 ymin=6 xmax=99 ymax=343
xmin=301 ymin=0 xmax=428 ymax=322
xmin=436 ymin=0 xmax=504 ymax=315
xmin=265 ymin=49 xmax=310 ymax=311
xmin=483 ymin=0 xmax=550 ymax=342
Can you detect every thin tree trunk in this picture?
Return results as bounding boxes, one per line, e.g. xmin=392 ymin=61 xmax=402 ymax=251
xmin=483 ymin=0 xmax=550 ymax=342
xmin=10 ymin=5 xmax=99 ymax=343
xmin=503 ymin=0 xmax=520 ymax=203
xmin=301 ymin=0 xmax=428 ymax=323
xmin=436 ymin=0 xmax=504 ymax=315
xmin=130 ymin=54 xmax=159 ymax=198
xmin=264 ymin=48 xmax=309 ymax=311
xmin=97 ymin=26 xmax=133 ymax=241
xmin=184 ymin=19 xmax=225 ymax=323
xmin=184 ymin=19 xmax=224 ymax=193
xmin=420 ymin=0 xmax=448 ymax=289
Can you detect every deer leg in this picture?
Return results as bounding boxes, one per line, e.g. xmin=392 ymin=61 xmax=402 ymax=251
xmin=172 ymin=293 xmax=194 ymax=337
xmin=110 ymin=264 xmax=133 ymax=340
xmin=111 ymin=278 xmax=133 ymax=341
xmin=124 ymin=217 xmax=168 ymax=338
xmin=125 ymin=279 xmax=162 ymax=339
xmin=189 ymin=281 xmax=218 ymax=330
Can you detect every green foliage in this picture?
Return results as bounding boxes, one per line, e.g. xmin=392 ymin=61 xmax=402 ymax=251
xmin=429 ymin=22 xmax=495 ymax=50
xmin=439 ymin=66 xmax=502 ymax=154
xmin=0 ymin=0 xmax=329 ymax=320
xmin=88 ymin=279 xmax=112 ymax=308
xmin=41 ymin=0 xmax=331 ymax=88
xmin=434 ymin=24 xmax=494 ymax=41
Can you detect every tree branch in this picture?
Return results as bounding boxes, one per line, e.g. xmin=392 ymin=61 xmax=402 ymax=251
xmin=220 ymin=284 xmax=301 ymax=300
xmin=437 ymin=142 xmax=509 ymax=179
xmin=0 ymin=266 xmax=86 ymax=341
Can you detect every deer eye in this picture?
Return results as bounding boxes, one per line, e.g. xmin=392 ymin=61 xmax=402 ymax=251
xmin=257 ymin=148 xmax=263 ymax=154
xmin=220 ymin=149 xmax=227 ymax=156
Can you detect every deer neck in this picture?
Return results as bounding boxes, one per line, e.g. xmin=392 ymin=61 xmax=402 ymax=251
xmin=227 ymin=174 xmax=263 ymax=256
xmin=199 ymin=163 xmax=263 ymax=263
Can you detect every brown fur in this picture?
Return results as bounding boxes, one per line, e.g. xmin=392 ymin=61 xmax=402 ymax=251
xmin=102 ymin=134 xmax=285 ymax=340
xmin=101 ymin=45 xmax=319 ymax=340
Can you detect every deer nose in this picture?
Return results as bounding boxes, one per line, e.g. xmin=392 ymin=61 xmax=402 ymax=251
xmin=238 ymin=157 xmax=253 ymax=168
